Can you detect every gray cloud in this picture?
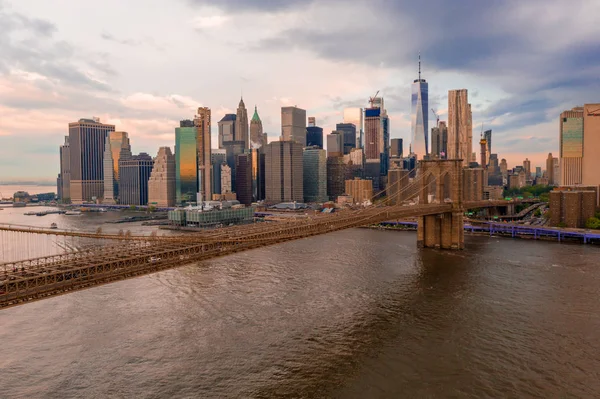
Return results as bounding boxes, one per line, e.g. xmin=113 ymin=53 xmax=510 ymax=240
xmin=101 ymin=32 xmax=138 ymax=46
xmin=186 ymin=0 xmax=315 ymax=12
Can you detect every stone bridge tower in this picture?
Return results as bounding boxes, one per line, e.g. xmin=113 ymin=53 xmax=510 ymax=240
xmin=417 ymin=159 xmax=464 ymax=249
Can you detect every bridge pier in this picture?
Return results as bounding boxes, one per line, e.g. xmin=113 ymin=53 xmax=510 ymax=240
xmin=417 ymin=212 xmax=464 ymax=250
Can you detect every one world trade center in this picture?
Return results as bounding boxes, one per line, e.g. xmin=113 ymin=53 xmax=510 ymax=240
xmin=411 ymin=54 xmax=428 ymax=160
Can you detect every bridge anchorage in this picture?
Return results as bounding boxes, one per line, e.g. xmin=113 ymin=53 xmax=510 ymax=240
xmin=417 ymin=159 xmax=464 ymax=250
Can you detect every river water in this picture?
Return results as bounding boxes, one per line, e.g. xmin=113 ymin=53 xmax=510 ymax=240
xmin=1 ymin=209 xmax=599 ymax=398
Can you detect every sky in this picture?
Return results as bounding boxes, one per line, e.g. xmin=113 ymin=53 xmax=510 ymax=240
xmin=1 ymin=0 xmax=599 ymax=182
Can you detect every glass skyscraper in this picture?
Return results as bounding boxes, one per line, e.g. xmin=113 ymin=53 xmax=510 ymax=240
xmin=175 ymin=122 xmax=198 ymax=204
xmin=411 ymin=60 xmax=428 ymax=160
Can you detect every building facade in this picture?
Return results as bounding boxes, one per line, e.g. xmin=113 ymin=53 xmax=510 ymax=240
xmin=281 ymin=106 xmax=307 ymax=146
xmin=265 ymin=140 xmax=304 ymax=203
xmin=327 ymin=156 xmax=346 ymax=201
xmin=327 ymin=131 xmax=344 ymax=158
xmin=431 ymin=121 xmax=448 ymax=158
xmin=102 ymin=131 xmax=130 ymax=203
xmin=148 ymin=147 xmax=176 ymax=207
xmin=343 ymin=107 xmax=363 ymax=148
xmin=390 ymin=138 xmax=403 ymax=158
xmin=235 ymin=153 xmax=253 ymax=206
xmin=218 ymin=114 xmax=236 ymax=149
xmin=195 ymin=107 xmax=212 ymax=203
xmin=251 ymin=149 xmax=266 ymax=202
xmin=411 ymin=61 xmax=429 ymax=159
xmin=447 ymin=89 xmax=472 ymax=162
xmin=336 ymin=123 xmax=357 ymax=155
xmin=59 ymin=136 xmax=71 ymax=202
xmin=250 ymin=106 xmax=265 ymax=148
xmin=582 ymin=103 xmax=600 ymax=199
xmin=119 ymin=153 xmax=154 ymax=206
xmin=550 ymin=188 xmax=597 ymax=228
xmin=236 ymin=98 xmax=249 ymax=149
xmin=306 ymin=126 xmax=324 ymax=148
xmin=221 ymin=164 xmax=232 ymax=194
xmin=69 ymin=118 xmax=116 ymax=203
xmin=345 ymin=178 xmax=373 ymax=205
xmin=303 ymin=147 xmax=327 ymax=203
xmin=211 ymin=150 xmax=227 ymax=195
xmin=175 ymin=122 xmax=197 ymax=204
xmin=559 ymin=107 xmax=584 ymax=186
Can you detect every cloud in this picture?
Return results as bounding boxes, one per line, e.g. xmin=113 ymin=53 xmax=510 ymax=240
xmin=192 ymin=15 xmax=230 ymax=29
xmin=186 ymin=0 xmax=315 ymax=13
xmin=100 ymin=32 xmax=138 ymax=46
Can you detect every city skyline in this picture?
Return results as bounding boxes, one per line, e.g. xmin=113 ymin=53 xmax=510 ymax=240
xmin=1 ymin=0 xmax=599 ymax=180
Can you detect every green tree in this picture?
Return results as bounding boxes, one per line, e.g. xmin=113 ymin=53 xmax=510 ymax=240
xmin=586 ymin=217 xmax=600 ymax=230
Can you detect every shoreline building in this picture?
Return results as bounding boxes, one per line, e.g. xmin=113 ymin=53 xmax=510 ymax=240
xmin=447 ymin=89 xmax=472 ymax=163
xmin=411 ymin=55 xmax=428 ymax=159
xmin=559 ymin=107 xmax=584 ymax=186
xmin=148 ymin=147 xmax=176 ymax=207
xmin=119 ymin=153 xmax=153 ymax=206
xmin=582 ymin=104 xmax=600 ymax=199
xmin=303 ymin=147 xmax=327 ymax=203
xmin=69 ymin=118 xmax=115 ymax=203
xmin=58 ymin=136 xmax=71 ymax=202
xmin=195 ymin=107 xmax=212 ymax=203
xmin=265 ymin=140 xmax=303 ymax=203
xmin=103 ymin=131 xmax=130 ymax=204
xmin=281 ymin=106 xmax=307 ymax=146
xmin=175 ymin=120 xmax=197 ymax=204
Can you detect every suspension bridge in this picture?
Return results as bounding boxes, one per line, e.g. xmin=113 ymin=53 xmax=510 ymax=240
xmin=0 ymin=159 xmax=522 ymax=309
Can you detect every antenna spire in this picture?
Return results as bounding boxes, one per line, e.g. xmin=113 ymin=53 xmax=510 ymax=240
xmin=418 ymin=52 xmax=421 ymax=80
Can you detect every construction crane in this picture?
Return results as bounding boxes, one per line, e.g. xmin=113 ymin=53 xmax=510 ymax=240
xmin=369 ymin=90 xmax=380 ymax=108
xmin=431 ymin=108 xmax=439 ymax=127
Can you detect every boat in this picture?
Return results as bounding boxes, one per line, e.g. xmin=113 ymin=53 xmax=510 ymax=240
xmin=24 ymin=211 xmax=36 ymax=216
xmin=50 ymin=223 xmax=57 ymax=229
xmin=64 ymin=210 xmax=82 ymax=216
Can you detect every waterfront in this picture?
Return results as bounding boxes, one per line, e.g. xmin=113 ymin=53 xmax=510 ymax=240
xmin=1 ymin=218 xmax=599 ymax=397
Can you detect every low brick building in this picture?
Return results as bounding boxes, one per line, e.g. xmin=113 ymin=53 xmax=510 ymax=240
xmin=549 ymin=187 xmax=597 ymax=228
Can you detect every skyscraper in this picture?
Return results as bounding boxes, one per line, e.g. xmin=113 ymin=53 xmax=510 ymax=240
xmin=447 ymin=89 xmax=472 ymax=162
xmin=224 ymin=140 xmax=246 ymax=189
xmin=411 ymin=55 xmax=428 ymax=159
xmin=308 ymin=117 xmax=316 ymax=127
xmin=250 ymin=106 xmax=265 ymax=148
xmin=431 ymin=121 xmax=448 ymax=158
xmin=221 ymin=164 xmax=232 ymax=194
xmin=265 ymin=140 xmax=304 ymax=203
xmin=560 ymin=107 xmax=584 ymax=186
xmin=148 ymin=147 xmax=176 ymax=207
xmin=582 ymin=103 xmax=600 ymax=197
xmin=102 ymin=131 xmax=130 ymax=203
xmin=119 ymin=153 xmax=154 ymax=206
xmin=390 ymin=138 xmax=403 ymax=158
xmin=218 ymin=114 xmax=236 ymax=149
xmin=195 ymin=107 xmax=212 ymax=203
xmin=251 ymin=149 xmax=266 ymax=202
xmin=336 ymin=123 xmax=357 ymax=155
xmin=58 ymin=136 xmax=70 ymax=202
xmin=281 ymin=106 xmax=307 ymax=146
xmin=343 ymin=108 xmax=364 ymax=148
xmin=175 ymin=121 xmax=197 ymax=204
xmin=523 ymin=158 xmax=531 ymax=180
xmin=303 ymin=147 xmax=327 ymax=203
xmin=327 ymin=131 xmax=344 ymax=158
xmin=306 ymin=123 xmax=324 ymax=149
xmin=236 ymin=98 xmax=249 ymax=148
xmin=484 ymin=129 xmax=492 ymax=157
xmin=235 ymin=153 xmax=253 ymax=206
xmin=364 ymin=97 xmax=387 ymax=160
xmin=546 ymin=153 xmax=554 ymax=185
xmin=327 ymin=156 xmax=347 ymax=200
xmin=211 ymin=149 xmax=227 ymax=195
xmin=68 ymin=118 xmax=115 ymax=203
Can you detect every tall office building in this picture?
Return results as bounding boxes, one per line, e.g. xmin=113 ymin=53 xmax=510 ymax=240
xmin=390 ymin=138 xmax=403 ymax=158
xmin=148 ymin=147 xmax=176 ymax=207
xmin=306 ymin=125 xmax=324 ymax=148
xmin=303 ymin=147 xmax=327 ymax=203
xmin=500 ymin=158 xmax=508 ymax=181
xmin=536 ymin=166 xmax=542 ymax=178
xmin=553 ymin=157 xmax=560 ymax=186
xmin=235 ymin=153 xmax=253 ymax=205
xmin=343 ymin=107 xmax=364 ymax=148
xmin=224 ymin=140 xmax=246 ymax=189
xmin=364 ymin=97 xmax=390 ymax=177
xmin=431 ymin=121 xmax=448 ymax=158
xmin=102 ymin=131 xmax=130 ymax=203
xmin=582 ymin=103 xmax=600 ymax=197
xmin=480 ymin=137 xmax=488 ymax=169
xmin=218 ymin=114 xmax=236 ymax=149
xmin=251 ymin=148 xmax=266 ymax=202
xmin=327 ymin=131 xmax=344 ymax=158
xmin=523 ymin=158 xmax=531 ymax=180
xmin=58 ymin=136 xmax=71 ymax=202
xmin=119 ymin=153 xmax=154 ymax=206
xmin=546 ymin=153 xmax=555 ymax=186
xmin=327 ymin=156 xmax=347 ymax=200
xmin=447 ymin=89 xmax=472 ymax=162
xmin=211 ymin=149 xmax=227 ymax=195
xmin=175 ymin=120 xmax=197 ymax=204
xmin=484 ymin=129 xmax=492 ymax=158
xmin=195 ymin=107 xmax=212 ymax=203
xmin=68 ymin=118 xmax=115 ymax=203
xmin=281 ymin=106 xmax=307 ymax=146
xmin=411 ymin=55 xmax=428 ymax=159
xmin=236 ymin=98 xmax=249 ymax=148
xmin=250 ymin=106 xmax=265 ymax=148
xmin=221 ymin=164 xmax=232 ymax=194
xmin=308 ymin=117 xmax=316 ymax=127
xmin=265 ymin=140 xmax=304 ymax=203
xmin=336 ymin=123 xmax=357 ymax=155
xmin=559 ymin=107 xmax=584 ymax=186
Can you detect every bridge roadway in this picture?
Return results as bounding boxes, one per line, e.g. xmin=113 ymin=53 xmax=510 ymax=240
xmin=0 ymin=200 xmax=515 ymax=309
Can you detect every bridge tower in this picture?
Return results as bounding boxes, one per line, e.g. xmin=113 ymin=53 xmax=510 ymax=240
xmin=417 ymin=159 xmax=464 ymax=249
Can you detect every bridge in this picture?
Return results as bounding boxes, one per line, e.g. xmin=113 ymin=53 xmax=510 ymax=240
xmin=0 ymin=160 xmax=523 ymax=309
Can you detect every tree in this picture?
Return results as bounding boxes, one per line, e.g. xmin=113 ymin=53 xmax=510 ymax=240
xmin=586 ymin=217 xmax=600 ymax=230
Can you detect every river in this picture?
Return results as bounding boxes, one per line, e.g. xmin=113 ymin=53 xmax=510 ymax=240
xmin=0 ymin=210 xmax=599 ymax=398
